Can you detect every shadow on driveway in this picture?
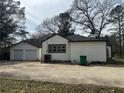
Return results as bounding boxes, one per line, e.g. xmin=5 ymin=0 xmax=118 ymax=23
xmin=0 ymin=61 xmax=39 ymax=66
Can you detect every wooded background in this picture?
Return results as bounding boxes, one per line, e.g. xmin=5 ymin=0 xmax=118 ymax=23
xmin=0 ymin=0 xmax=124 ymax=60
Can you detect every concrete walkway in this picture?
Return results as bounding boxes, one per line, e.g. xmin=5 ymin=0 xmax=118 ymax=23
xmin=0 ymin=62 xmax=124 ymax=88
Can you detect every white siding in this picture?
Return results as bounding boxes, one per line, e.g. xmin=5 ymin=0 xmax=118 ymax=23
xmin=107 ymin=46 xmax=112 ymax=58
xmin=70 ymin=42 xmax=107 ymax=64
xmin=42 ymin=35 xmax=70 ymax=61
xmin=10 ymin=42 xmax=41 ymax=61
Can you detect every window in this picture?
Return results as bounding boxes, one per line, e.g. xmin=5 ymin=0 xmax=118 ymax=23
xmin=48 ymin=44 xmax=66 ymax=53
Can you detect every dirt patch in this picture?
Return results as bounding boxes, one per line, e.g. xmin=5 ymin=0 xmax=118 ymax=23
xmin=0 ymin=62 xmax=124 ymax=88
xmin=0 ymin=72 xmax=15 ymax=77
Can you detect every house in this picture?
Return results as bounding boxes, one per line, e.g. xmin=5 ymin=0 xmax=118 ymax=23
xmin=10 ymin=39 xmax=42 ymax=61
xmin=42 ymin=34 xmax=112 ymax=64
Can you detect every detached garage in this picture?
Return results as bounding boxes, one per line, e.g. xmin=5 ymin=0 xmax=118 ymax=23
xmin=10 ymin=39 xmax=42 ymax=61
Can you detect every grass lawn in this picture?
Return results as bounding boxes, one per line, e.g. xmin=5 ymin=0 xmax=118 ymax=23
xmin=0 ymin=78 xmax=124 ymax=93
xmin=107 ymin=56 xmax=124 ymax=65
xmin=112 ymin=55 xmax=124 ymax=63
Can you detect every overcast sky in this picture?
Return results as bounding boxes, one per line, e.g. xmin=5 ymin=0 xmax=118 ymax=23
xmin=18 ymin=0 xmax=124 ymax=35
xmin=18 ymin=0 xmax=73 ymax=34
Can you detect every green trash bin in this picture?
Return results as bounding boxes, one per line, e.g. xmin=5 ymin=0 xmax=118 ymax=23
xmin=80 ymin=56 xmax=87 ymax=65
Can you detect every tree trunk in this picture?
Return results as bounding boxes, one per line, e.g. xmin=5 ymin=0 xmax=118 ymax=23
xmin=122 ymin=29 xmax=124 ymax=54
xmin=119 ymin=18 xmax=122 ymax=57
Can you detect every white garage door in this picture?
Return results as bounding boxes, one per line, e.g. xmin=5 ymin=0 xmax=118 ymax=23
xmin=25 ymin=49 xmax=37 ymax=60
xmin=13 ymin=49 xmax=23 ymax=60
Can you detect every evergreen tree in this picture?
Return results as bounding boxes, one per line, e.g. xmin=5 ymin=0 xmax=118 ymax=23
xmin=0 ymin=0 xmax=28 ymax=47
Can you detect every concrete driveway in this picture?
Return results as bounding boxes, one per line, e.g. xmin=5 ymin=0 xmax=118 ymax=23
xmin=0 ymin=61 xmax=124 ymax=88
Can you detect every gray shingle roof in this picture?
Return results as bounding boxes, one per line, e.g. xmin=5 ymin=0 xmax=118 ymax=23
xmin=42 ymin=34 xmax=107 ymax=42
xmin=10 ymin=38 xmax=43 ymax=48
xmin=66 ymin=34 xmax=107 ymax=42
xmin=66 ymin=34 xmax=88 ymax=41
xmin=11 ymin=34 xmax=110 ymax=48
xmin=25 ymin=38 xmax=42 ymax=48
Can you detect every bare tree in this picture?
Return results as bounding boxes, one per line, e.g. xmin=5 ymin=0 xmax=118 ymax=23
xmin=58 ymin=12 xmax=74 ymax=36
xmin=37 ymin=16 xmax=60 ymax=34
xmin=37 ymin=12 xmax=74 ymax=36
xmin=109 ymin=5 xmax=124 ymax=57
xmin=70 ymin=0 xmax=117 ymax=38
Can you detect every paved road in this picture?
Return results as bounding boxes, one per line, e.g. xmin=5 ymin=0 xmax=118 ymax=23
xmin=0 ymin=62 xmax=124 ymax=88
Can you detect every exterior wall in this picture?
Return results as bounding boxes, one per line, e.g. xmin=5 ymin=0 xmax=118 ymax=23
xmin=70 ymin=42 xmax=107 ymax=64
xmin=42 ymin=35 xmax=70 ymax=61
xmin=10 ymin=42 xmax=41 ymax=61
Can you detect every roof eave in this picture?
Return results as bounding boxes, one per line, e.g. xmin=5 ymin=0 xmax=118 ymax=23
xmin=69 ymin=40 xmax=107 ymax=42
xmin=10 ymin=41 xmax=41 ymax=48
xmin=42 ymin=34 xmax=71 ymax=43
